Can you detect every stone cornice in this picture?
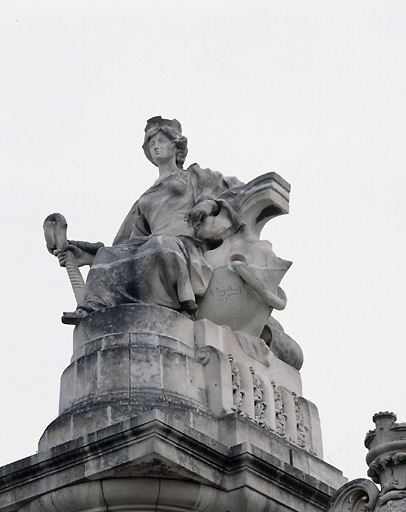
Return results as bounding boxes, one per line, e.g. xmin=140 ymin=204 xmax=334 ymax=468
xmin=0 ymin=409 xmax=344 ymax=512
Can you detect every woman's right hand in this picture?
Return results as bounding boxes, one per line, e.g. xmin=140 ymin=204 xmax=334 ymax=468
xmin=185 ymin=200 xmax=219 ymax=228
xmin=54 ymin=241 xmax=95 ymax=267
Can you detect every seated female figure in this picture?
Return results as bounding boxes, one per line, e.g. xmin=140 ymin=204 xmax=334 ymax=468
xmin=60 ymin=117 xmax=242 ymax=324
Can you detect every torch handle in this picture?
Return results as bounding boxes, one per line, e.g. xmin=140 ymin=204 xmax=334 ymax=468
xmin=43 ymin=213 xmax=86 ymax=305
xmin=64 ymin=251 xmax=86 ymax=304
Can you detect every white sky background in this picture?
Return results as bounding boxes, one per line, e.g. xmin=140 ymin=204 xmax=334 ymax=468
xmin=0 ymin=0 xmax=405 ymax=483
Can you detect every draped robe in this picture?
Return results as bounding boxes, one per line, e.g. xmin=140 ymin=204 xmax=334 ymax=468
xmin=79 ymin=164 xmax=242 ymax=313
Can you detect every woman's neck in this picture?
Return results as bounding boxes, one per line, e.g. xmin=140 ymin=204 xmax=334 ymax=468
xmin=158 ymin=160 xmax=180 ymax=177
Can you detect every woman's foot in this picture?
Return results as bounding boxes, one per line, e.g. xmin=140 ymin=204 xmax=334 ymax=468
xmin=61 ymin=307 xmax=90 ymax=325
xmin=180 ymin=300 xmax=198 ymax=316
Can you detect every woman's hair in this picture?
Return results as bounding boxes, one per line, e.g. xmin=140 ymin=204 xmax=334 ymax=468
xmin=142 ymin=116 xmax=188 ymax=169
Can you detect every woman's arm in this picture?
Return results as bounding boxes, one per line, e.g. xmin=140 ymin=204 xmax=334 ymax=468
xmin=185 ymin=199 xmax=219 ymax=228
xmin=55 ymin=240 xmax=104 ymax=267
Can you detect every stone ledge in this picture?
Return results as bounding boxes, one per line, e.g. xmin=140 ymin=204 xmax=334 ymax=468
xmin=72 ymin=304 xmax=194 ymax=362
xmin=0 ymin=409 xmax=345 ymax=512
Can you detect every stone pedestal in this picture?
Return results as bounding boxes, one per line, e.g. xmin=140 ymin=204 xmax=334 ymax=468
xmin=0 ymin=305 xmax=346 ymax=511
xmin=39 ymin=304 xmax=322 ymax=457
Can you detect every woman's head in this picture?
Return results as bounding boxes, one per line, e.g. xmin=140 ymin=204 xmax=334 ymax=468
xmin=143 ymin=116 xmax=188 ymax=169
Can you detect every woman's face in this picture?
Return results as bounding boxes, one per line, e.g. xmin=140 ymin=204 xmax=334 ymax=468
xmin=148 ymin=131 xmax=177 ymax=166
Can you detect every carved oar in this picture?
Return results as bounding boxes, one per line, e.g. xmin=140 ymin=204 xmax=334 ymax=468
xmin=43 ymin=213 xmax=86 ymax=304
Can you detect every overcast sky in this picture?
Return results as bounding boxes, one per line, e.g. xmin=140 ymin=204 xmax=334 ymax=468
xmin=1 ymin=0 xmax=405 ymax=483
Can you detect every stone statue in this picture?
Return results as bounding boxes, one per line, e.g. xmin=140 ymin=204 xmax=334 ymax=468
xmin=44 ymin=116 xmax=302 ymax=369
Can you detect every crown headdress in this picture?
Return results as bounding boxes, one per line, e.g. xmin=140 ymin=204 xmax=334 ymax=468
xmin=144 ymin=116 xmax=182 ymax=135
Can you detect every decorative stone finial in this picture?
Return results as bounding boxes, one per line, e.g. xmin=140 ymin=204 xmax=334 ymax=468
xmin=328 ymin=412 xmax=406 ymax=512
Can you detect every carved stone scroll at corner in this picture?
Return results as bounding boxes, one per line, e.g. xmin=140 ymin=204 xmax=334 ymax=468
xmin=326 ymin=478 xmax=379 ymax=512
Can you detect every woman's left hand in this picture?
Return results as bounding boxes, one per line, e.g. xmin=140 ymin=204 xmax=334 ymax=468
xmin=186 ymin=200 xmax=219 ymax=228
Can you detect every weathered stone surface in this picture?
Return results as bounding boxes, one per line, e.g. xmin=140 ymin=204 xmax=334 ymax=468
xmin=327 ymin=412 xmax=406 ymax=512
xmin=262 ymin=316 xmax=304 ymax=370
xmin=72 ymin=303 xmax=194 ymax=362
xmin=39 ymin=304 xmax=321 ymax=459
xmin=24 ymin=116 xmax=344 ymax=512
xmin=47 ymin=117 xmax=299 ymax=369
xmin=197 ymin=173 xmax=292 ymax=337
xmin=0 ymin=409 xmax=346 ymax=512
